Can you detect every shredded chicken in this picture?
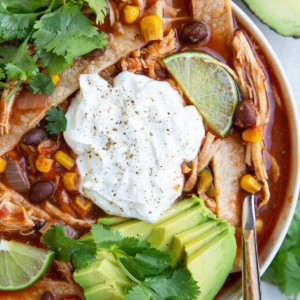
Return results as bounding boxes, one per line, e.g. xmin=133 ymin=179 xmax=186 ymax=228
xmin=232 ymin=30 xmax=270 ymax=207
xmin=0 ymin=81 xmax=18 ymax=135
xmin=201 ymin=194 xmax=217 ymax=214
xmin=43 ymin=201 xmax=94 ymax=228
xmin=121 ymin=29 xmax=177 ymax=78
xmin=197 ymin=132 xmax=222 ymax=174
xmin=146 ymin=0 xmax=163 ymax=19
xmin=183 ymin=156 xmax=198 ymax=192
xmin=0 ymin=182 xmax=50 ymax=232
xmin=52 ymin=260 xmax=75 ymax=284
xmin=212 ymin=134 xmax=246 ymax=226
xmin=0 ymin=25 xmax=146 ymax=156
xmin=0 ymin=280 xmax=84 ymax=300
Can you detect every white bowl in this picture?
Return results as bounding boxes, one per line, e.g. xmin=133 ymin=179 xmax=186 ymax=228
xmin=219 ymin=3 xmax=300 ymax=298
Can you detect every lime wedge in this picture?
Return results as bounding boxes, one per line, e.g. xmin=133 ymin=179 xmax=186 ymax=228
xmin=162 ymin=52 xmax=238 ymax=137
xmin=0 ymin=239 xmax=54 ymax=291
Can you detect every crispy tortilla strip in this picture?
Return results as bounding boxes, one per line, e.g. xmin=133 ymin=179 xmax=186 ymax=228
xmin=0 ymin=280 xmax=84 ymax=300
xmin=0 ymin=182 xmax=50 ymax=232
xmin=0 ymin=26 xmax=145 ymax=156
xmin=0 ymin=81 xmax=18 ymax=135
xmin=43 ymin=201 xmax=94 ymax=228
xmin=232 ymin=30 xmax=269 ymax=207
xmin=191 ymin=0 xmax=234 ymax=45
xmin=212 ymin=134 xmax=246 ymax=226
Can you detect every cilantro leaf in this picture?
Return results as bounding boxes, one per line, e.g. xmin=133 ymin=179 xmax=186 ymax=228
xmin=0 ymin=43 xmax=38 ymax=81
xmin=43 ymin=225 xmax=88 ymax=260
xmin=0 ymin=67 xmax=5 ymax=80
xmin=29 ymin=73 xmax=54 ymax=95
xmin=0 ymin=82 xmax=8 ymax=90
xmin=1 ymin=0 xmax=63 ymax=14
xmin=84 ymin=0 xmax=108 ymax=24
xmin=43 ymin=225 xmax=97 ymax=268
xmin=126 ymin=286 xmax=151 ymax=300
xmin=45 ymin=105 xmax=67 ymax=134
xmin=37 ymin=49 xmax=71 ymax=75
xmin=263 ymin=197 xmax=300 ymax=296
xmin=119 ymin=237 xmax=151 ymax=256
xmin=32 ymin=3 xmax=108 ymax=63
xmin=0 ymin=4 xmax=40 ymax=41
xmin=91 ymin=224 xmax=122 ymax=249
xmin=145 ymin=269 xmax=200 ymax=300
xmin=133 ymin=249 xmax=172 ymax=277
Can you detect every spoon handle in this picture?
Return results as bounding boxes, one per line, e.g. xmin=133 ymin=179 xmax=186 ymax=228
xmin=242 ymin=195 xmax=262 ymax=300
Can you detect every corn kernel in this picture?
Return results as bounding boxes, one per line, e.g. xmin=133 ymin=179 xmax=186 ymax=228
xmin=240 ymin=174 xmax=262 ymax=194
xmin=35 ymin=155 xmax=54 ymax=173
xmin=242 ymin=128 xmax=262 ymax=143
xmin=140 ymin=15 xmax=163 ymax=42
xmin=123 ymin=5 xmax=140 ymax=24
xmin=50 ymin=74 xmax=60 ymax=86
xmin=75 ymin=195 xmax=92 ymax=211
xmin=63 ymin=172 xmax=78 ymax=192
xmin=197 ymin=169 xmax=213 ymax=195
xmin=0 ymin=157 xmax=6 ymax=173
xmin=54 ymin=150 xmax=75 ymax=170
xmin=256 ymin=218 xmax=264 ymax=234
xmin=206 ymin=186 xmax=217 ymax=198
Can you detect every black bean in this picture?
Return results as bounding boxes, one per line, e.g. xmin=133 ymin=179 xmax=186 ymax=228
xmin=41 ymin=291 xmax=55 ymax=300
xmin=29 ymin=181 xmax=55 ymax=204
xmin=33 ymin=220 xmax=46 ymax=231
xmin=234 ymin=100 xmax=257 ymax=129
xmin=22 ymin=128 xmax=47 ymax=145
xmin=180 ymin=22 xmax=209 ymax=44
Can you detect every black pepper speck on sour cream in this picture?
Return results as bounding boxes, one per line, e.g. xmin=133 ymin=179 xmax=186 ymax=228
xmin=64 ymin=72 xmax=205 ymax=222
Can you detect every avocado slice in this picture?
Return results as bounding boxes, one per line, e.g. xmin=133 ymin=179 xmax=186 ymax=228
xmin=156 ymin=196 xmax=201 ymax=225
xmin=184 ymin=222 xmax=228 ymax=256
xmin=84 ymin=280 xmax=125 ymax=300
xmin=147 ymin=202 xmax=211 ymax=251
xmin=80 ymin=197 xmax=201 ymax=243
xmin=186 ymin=227 xmax=236 ymax=300
xmin=244 ymin=0 xmax=300 ymax=37
xmin=169 ymin=221 xmax=216 ymax=263
xmin=73 ymin=258 xmax=129 ymax=289
xmin=112 ymin=220 xmax=153 ymax=239
xmin=98 ymin=216 xmax=129 ymax=226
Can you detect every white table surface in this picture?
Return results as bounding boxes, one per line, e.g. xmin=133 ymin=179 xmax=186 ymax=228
xmin=233 ymin=1 xmax=300 ymax=299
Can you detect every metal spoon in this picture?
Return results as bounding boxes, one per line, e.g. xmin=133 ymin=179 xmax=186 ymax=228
xmin=242 ymin=195 xmax=262 ymax=300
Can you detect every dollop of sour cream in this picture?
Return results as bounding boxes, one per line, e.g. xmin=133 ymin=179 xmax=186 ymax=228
xmin=64 ymin=72 xmax=204 ymax=222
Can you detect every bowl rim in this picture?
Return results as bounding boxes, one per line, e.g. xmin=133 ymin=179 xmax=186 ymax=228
xmin=232 ymin=3 xmax=300 ymax=274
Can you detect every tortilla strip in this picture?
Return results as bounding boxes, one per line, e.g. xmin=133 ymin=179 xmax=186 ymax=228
xmin=0 ymin=26 xmax=145 ymax=156
xmin=191 ymin=0 xmax=234 ymax=45
xmin=0 ymin=182 xmax=50 ymax=232
xmin=212 ymin=134 xmax=246 ymax=226
xmin=232 ymin=30 xmax=270 ymax=207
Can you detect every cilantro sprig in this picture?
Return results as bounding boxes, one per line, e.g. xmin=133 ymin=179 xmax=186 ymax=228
xmin=263 ymin=196 xmax=300 ymax=297
xmin=43 ymin=224 xmax=200 ymax=300
xmin=0 ymin=0 xmax=108 ymax=101
xmin=45 ymin=105 xmax=67 ymax=134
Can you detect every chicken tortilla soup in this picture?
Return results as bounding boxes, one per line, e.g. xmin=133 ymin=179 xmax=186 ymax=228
xmin=0 ymin=0 xmax=291 ymax=299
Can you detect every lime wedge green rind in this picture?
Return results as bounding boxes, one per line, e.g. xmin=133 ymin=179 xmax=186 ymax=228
xmin=0 ymin=240 xmax=54 ymax=291
xmin=162 ymin=52 xmax=239 ymax=137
